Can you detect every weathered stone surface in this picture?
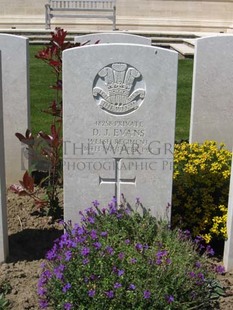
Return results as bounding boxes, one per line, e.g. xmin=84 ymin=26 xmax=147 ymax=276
xmin=74 ymin=32 xmax=151 ymax=45
xmin=63 ymin=44 xmax=178 ymax=224
xmin=189 ymin=35 xmax=233 ymax=149
xmin=0 ymin=34 xmax=29 ymax=184
xmin=0 ymin=51 xmax=8 ymax=263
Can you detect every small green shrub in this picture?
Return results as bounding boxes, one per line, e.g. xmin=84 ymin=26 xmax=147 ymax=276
xmin=172 ymin=140 xmax=232 ymax=244
xmin=38 ymin=198 xmax=224 ymax=309
xmin=0 ymin=294 xmax=8 ymax=310
xmin=0 ymin=280 xmax=10 ymax=310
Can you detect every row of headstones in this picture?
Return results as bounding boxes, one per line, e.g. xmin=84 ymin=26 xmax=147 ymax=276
xmin=0 ymin=32 xmax=233 ymax=272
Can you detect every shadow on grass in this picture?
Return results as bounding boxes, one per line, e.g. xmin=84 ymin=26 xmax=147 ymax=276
xmin=7 ymin=228 xmax=63 ymax=263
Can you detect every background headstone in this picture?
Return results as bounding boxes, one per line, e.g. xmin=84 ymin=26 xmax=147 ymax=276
xmin=189 ymin=35 xmax=233 ymax=149
xmin=74 ymin=32 xmax=152 ymax=45
xmin=0 ymin=51 xmax=8 ymax=263
xmin=224 ymin=150 xmax=233 ymax=271
xmin=63 ymin=44 xmax=178 ymax=224
xmin=0 ymin=34 xmax=29 ymax=185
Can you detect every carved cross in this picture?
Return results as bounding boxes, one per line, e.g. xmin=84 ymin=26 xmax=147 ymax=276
xmin=99 ymin=158 xmax=136 ymax=204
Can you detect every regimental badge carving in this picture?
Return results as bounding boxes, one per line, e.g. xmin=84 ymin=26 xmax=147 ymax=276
xmin=93 ymin=63 xmax=146 ymax=115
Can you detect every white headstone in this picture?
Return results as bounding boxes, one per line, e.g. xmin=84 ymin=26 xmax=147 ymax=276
xmin=0 ymin=51 xmax=9 ymax=263
xmin=74 ymin=32 xmax=151 ymax=45
xmin=189 ymin=35 xmax=233 ymax=149
xmin=0 ymin=34 xmax=29 ymax=185
xmin=63 ymin=44 xmax=178 ymax=224
xmin=224 ymin=150 xmax=233 ymax=271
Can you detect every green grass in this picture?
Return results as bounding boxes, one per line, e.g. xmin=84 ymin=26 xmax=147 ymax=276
xmin=29 ymin=45 xmax=193 ymax=140
xmin=176 ymin=59 xmax=193 ymax=141
xmin=30 ymin=45 xmax=55 ymax=134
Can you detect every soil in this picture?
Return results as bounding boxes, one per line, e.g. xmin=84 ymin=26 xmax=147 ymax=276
xmin=0 ymin=191 xmax=233 ymax=309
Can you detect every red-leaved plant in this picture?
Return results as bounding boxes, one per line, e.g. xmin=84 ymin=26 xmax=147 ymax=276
xmin=10 ymin=28 xmax=91 ymax=219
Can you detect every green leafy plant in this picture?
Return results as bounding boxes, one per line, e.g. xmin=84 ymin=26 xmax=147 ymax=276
xmin=0 ymin=294 xmax=8 ymax=310
xmin=172 ymin=140 xmax=232 ymax=244
xmin=38 ymin=198 xmax=224 ymax=309
xmin=0 ymin=280 xmax=10 ymax=310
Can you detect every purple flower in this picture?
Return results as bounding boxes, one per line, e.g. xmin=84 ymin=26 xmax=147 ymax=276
xmin=189 ymin=271 xmax=196 ymax=278
xmin=92 ymin=200 xmax=100 ymax=207
xmin=90 ymin=274 xmax=99 ymax=281
xmin=64 ymin=302 xmax=72 ymax=310
xmin=100 ymin=231 xmax=108 ymax=237
xmin=194 ymin=236 xmax=204 ymax=244
xmin=135 ymin=243 xmax=143 ymax=252
xmin=76 ymin=235 xmax=86 ymax=244
xmin=118 ymin=252 xmax=125 ymax=260
xmin=88 ymin=289 xmax=96 ymax=297
xmin=109 ymin=205 xmax=118 ymax=215
xmin=81 ymin=247 xmax=90 ymax=256
xmin=39 ymin=270 xmax=52 ymax=286
xmin=179 ymin=229 xmax=191 ymax=240
xmin=114 ymin=282 xmax=122 ymax=289
xmin=65 ymin=250 xmax=72 ymax=261
xmin=155 ymin=250 xmax=169 ymax=265
xmin=196 ymin=273 xmax=205 ymax=285
xmin=90 ymin=229 xmax=98 ymax=240
xmin=129 ymin=284 xmax=136 ymax=290
xmin=125 ymin=239 xmax=130 ymax=245
xmin=206 ymin=245 xmax=215 ymax=256
xmin=111 ymin=196 xmax=117 ymax=205
xmin=53 ymin=264 xmax=65 ymax=280
xmin=184 ymin=229 xmax=191 ymax=236
xmin=105 ymin=290 xmax=114 ymax=299
xmin=156 ymin=258 xmax=162 ymax=265
xmin=144 ymin=244 xmax=149 ymax=250
xmin=143 ymin=290 xmax=151 ymax=299
xmin=117 ymin=269 xmax=125 ymax=277
xmin=39 ymin=299 xmax=48 ymax=309
xmin=46 ymin=244 xmax=58 ymax=261
xmin=195 ymin=261 xmax=201 ymax=268
xmin=215 ymin=265 xmax=225 ymax=274
xmin=197 ymin=272 xmax=205 ymax=280
xmin=62 ymin=283 xmax=71 ymax=293
xmin=82 ymin=258 xmax=89 ymax=265
xmin=130 ymin=258 xmax=137 ymax=264
xmin=166 ymin=295 xmax=174 ymax=304
xmin=106 ymin=246 xmax=114 ymax=255
xmin=76 ymin=226 xmax=85 ymax=235
xmin=93 ymin=242 xmax=102 ymax=250
xmin=101 ymin=208 xmax=106 ymax=214
xmin=37 ymin=287 xmax=47 ymax=296
xmin=156 ymin=250 xmax=168 ymax=258
xmin=87 ymin=216 xmax=95 ymax=224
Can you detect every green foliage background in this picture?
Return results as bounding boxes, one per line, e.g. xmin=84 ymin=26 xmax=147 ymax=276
xmin=29 ymin=45 xmax=193 ymax=140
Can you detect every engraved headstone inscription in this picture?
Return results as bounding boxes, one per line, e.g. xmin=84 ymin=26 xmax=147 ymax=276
xmin=189 ymin=35 xmax=233 ymax=149
xmin=0 ymin=34 xmax=29 ymax=184
xmin=63 ymin=44 xmax=178 ymax=224
xmin=0 ymin=51 xmax=9 ymax=262
xmin=74 ymin=32 xmax=152 ymax=45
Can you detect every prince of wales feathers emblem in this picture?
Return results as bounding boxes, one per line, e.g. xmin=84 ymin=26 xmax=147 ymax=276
xmin=93 ymin=63 xmax=145 ymax=115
